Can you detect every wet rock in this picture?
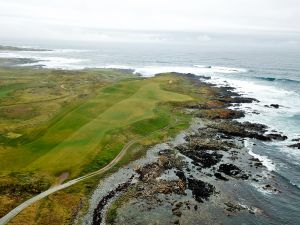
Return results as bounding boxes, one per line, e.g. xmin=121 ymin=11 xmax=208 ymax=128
xmin=158 ymin=149 xmax=170 ymax=155
xmin=187 ymin=178 xmax=215 ymax=203
xmin=137 ymin=179 xmax=186 ymax=197
xmin=92 ymin=177 xmax=133 ymax=225
xmin=158 ymin=181 xmax=185 ymax=194
xmin=186 ymin=100 xmax=225 ymax=110
xmin=180 ymin=150 xmax=223 ymax=168
xmin=288 ymin=143 xmax=300 ymax=149
xmin=249 ymin=157 xmax=261 ymax=162
xmin=242 ymin=122 xmax=268 ymax=132
xmin=158 ymin=155 xmax=171 ymax=168
xmin=137 ymin=163 xmax=164 ymax=182
xmin=175 ymin=202 xmax=183 ymax=208
xmin=208 ymin=121 xmax=272 ymax=141
xmin=172 ymin=210 xmax=182 ymax=217
xmin=217 ymin=164 xmax=249 ymax=180
xmin=262 ymin=184 xmax=281 ymax=193
xmin=248 ymin=206 xmax=263 ymax=215
xmin=133 ymin=164 xmax=141 ymax=172
xmin=225 ymin=202 xmax=246 ymax=212
xmin=189 ymin=139 xmax=234 ymax=151
xmin=196 ymin=128 xmax=220 ymax=139
xmin=249 ymin=157 xmax=263 ymax=167
xmin=197 ymin=109 xmax=245 ymax=119
xmin=175 ymin=171 xmax=186 ymax=182
xmin=218 ymin=164 xmax=241 ymax=176
xmin=217 ymin=87 xmax=239 ymax=98
xmin=172 ymin=202 xmax=183 ymax=218
xmin=214 ymin=172 xmax=229 ymax=181
xmin=291 ymin=138 xmax=300 ymax=142
xmin=270 ymin=104 xmax=280 ymax=108
xmin=266 ymin=133 xmax=287 ymax=141
xmin=240 ymin=174 xmax=250 ymax=180
xmin=181 ymin=130 xmax=238 ymax=152
xmin=231 ymin=97 xmax=259 ymax=103
xmin=254 ymin=162 xmax=263 ymax=167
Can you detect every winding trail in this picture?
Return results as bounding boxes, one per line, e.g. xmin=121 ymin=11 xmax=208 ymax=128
xmin=0 ymin=121 xmax=179 ymax=225
xmin=0 ymin=95 xmax=70 ymax=109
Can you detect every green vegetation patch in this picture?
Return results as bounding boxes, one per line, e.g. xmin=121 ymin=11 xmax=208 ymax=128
xmin=0 ymin=75 xmax=192 ymax=177
xmin=0 ymin=83 xmax=26 ymax=100
xmin=0 ymin=69 xmax=216 ymax=223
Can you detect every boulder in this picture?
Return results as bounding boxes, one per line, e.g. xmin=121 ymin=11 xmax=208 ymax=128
xmin=270 ymin=104 xmax=280 ymax=108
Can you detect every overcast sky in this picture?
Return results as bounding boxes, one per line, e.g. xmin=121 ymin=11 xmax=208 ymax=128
xmin=0 ymin=0 xmax=299 ymax=43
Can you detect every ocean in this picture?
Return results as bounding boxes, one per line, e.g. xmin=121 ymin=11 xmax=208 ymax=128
xmin=0 ymin=41 xmax=299 ymax=224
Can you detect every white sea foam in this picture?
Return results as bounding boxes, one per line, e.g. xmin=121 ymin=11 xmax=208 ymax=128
xmin=290 ymin=181 xmax=300 ymax=189
xmin=103 ymin=65 xmax=133 ymax=70
xmin=249 ymin=149 xmax=276 ymax=171
xmin=51 ymin=49 xmax=92 ymax=53
xmin=194 ymin=65 xmax=248 ymax=73
xmin=1 ymin=49 xmax=298 ymax=143
xmin=116 ymin=64 xmax=298 ymax=171
xmin=134 ymin=65 xmax=248 ymax=76
xmin=99 ymin=65 xmax=248 ymax=77
xmin=277 ymin=145 xmax=300 ymax=160
xmin=250 ymin=182 xmax=275 ymax=195
xmin=207 ymin=74 xmax=300 ymax=150
xmin=245 ymin=139 xmax=276 ymax=171
xmin=0 ymin=49 xmax=90 ymax=69
xmin=126 ymin=65 xmax=300 ymax=149
xmin=0 ymin=52 xmax=24 ymax=58
xmin=0 ymin=50 xmax=249 ymax=75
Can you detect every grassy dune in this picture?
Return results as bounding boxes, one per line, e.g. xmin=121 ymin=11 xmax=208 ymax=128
xmin=25 ymin=78 xmax=191 ymax=175
xmin=1 ymin=68 xmax=210 ymax=223
xmin=0 ymin=71 xmax=192 ymax=178
xmin=0 ymin=83 xmax=26 ymax=99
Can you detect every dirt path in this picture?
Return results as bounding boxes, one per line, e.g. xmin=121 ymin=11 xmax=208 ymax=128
xmin=0 ymin=121 xmax=179 ymax=225
xmin=0 ymin=95 xmax=70 ymax=108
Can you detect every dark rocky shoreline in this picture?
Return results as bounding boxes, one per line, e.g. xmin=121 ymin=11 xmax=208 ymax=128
xmin=85 ymin=74 xmax=288 ymax=225
xmin=92 ymin=176 xmax=134 ymax=225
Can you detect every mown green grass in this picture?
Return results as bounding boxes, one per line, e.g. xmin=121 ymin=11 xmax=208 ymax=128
xmin=0 ymin=70 xmax=213 ymax=224
xmin=0 ymin=76 xmax=193 ymax=177
xmin=0 ymin=83 xmax=26 ymax=99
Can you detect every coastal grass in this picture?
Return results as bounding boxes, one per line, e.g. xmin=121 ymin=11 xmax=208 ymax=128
xmin=28 ymin=78 xmax=192 ymax=176
xmin=0 ymin=67 xmax=139 ymax=218
xmin=0 ymin=83 xmax=26 ymax=100
xmin=0 ymin=69 xmax=212 ymax=224
xmin=0 ymin=74 xmax=193 ymax=178
xmin=5 ymin=102 xmax=194 ymax=225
